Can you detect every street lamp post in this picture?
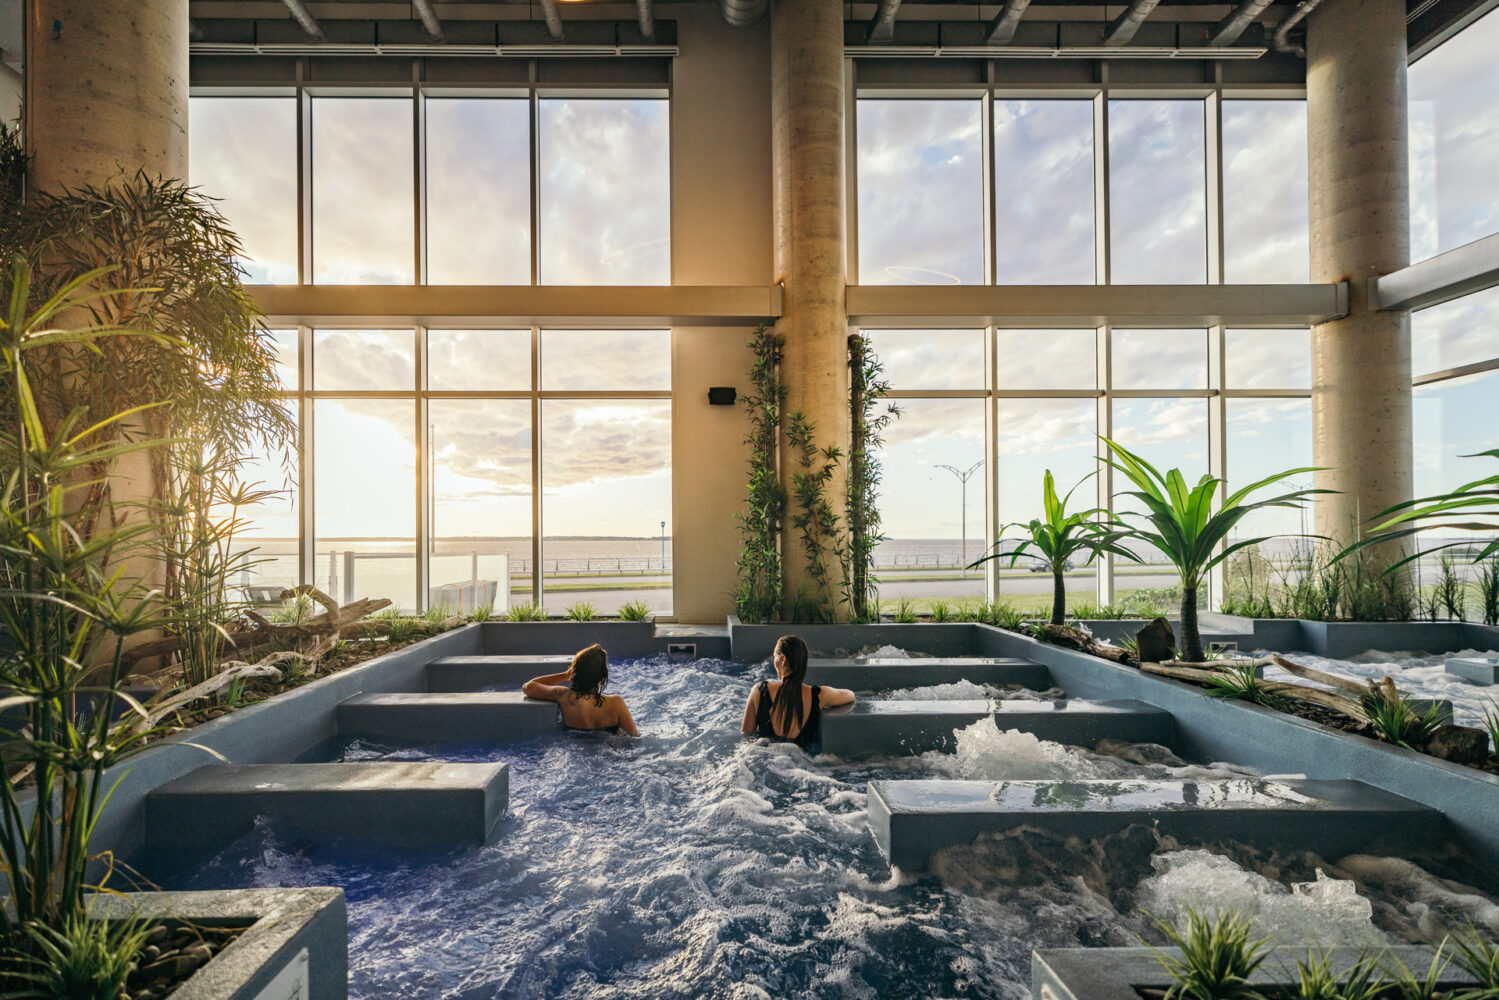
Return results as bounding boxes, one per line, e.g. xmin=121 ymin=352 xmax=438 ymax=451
xmin=660 ymin=521 xmax=666 ymax=572
xmin=936 ymin=461 xmax=983 ymax=575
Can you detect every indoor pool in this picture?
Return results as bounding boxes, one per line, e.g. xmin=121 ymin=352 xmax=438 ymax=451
xmin=142 ymin=655 xmax=1499 ymax=999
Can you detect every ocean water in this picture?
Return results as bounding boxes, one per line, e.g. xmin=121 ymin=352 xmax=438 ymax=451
xmin=146 ymin=656 xmax=1499 ymax=999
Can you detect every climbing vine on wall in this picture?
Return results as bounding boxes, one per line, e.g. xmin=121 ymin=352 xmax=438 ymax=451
xmin=785 ymin=410 xmax=846 ymax=624
xmin=847 ymin=334 xmax=899 ymax=622
xmin=735 ymin=325 xmax=787 ymax=623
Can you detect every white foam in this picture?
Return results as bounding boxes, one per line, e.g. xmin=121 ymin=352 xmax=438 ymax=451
xmin=884 ymin=680 xmax=991 ymax=702
xmin=1266 ymin=648 xmax=1499 ymax=729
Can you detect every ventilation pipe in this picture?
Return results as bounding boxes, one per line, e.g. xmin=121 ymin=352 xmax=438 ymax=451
xmin=720 ymin=0 xmax=770 ymax=28
xmin=868 ymin=0 xmax=902 ymax=42
xmin=280 ymin=0 xmax=324 ymax=40
xmin=539 ymin=0 xmax=565 ymax=41
xmin=637 ymin=0 xmax=656 ymax=41
xmin=986 ymin=0 xmax=1034 ymax=44
xmin=411 ymin=0 xmax=444 ymax=41
xmin=1271 ymin=0 xmax=1325 ymax=57
xmin=1103 ymin=0 xmax=1162 ymax=45
xmin=1207 ymin=0 xmax=1274 ymax=45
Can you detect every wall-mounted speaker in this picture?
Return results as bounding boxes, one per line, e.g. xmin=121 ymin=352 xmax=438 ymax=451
xmin=708 ymin=387 xmax=737 ymax=405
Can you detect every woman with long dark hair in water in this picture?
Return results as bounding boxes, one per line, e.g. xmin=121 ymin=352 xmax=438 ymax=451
xmin=739 ymin=634 xmax=855 ymax=753
xmin=522 ymin=643 xmax=639 ymax=736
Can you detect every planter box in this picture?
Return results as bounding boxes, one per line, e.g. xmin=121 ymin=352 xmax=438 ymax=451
xmin=90 ymin=888 xmax=347 ymax=1000
xmin=1033 ymin=945 xmax=1471 ymax=1000
xmin=728 ymin=617 xmax=982 ymax=662
xmin=479 ymin=620 xmax=668 ymax=658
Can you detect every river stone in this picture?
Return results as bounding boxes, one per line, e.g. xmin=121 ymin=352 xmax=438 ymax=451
xmin=1134 ymin=618 xmax=1176 ymax=665
xmin=1423 ymin=724 xmax=1490 ymax=765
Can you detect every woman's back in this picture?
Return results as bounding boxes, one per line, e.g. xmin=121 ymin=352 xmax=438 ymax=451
xmin=754 ymin=679 xmax=822 ymax=743
xmin=556 ymin=691 xmax=630 ymax=733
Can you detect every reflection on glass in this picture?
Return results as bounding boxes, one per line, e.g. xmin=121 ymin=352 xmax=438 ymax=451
xmin=860 ymin=330 xmax=985 ymax=389
xmin=1226 ymin=399 xmax=1313 ymax=540
xmin=314 ymin=399 xmax=416 ymax=610
xmin=995 ymin=330 xmax=1096 ymax=390
xmin=875 ymin=399 xmax=986 ymax=603
xmin=994 ymin=100 xmax=1096 ymax=284
xmin=1414 ymin=369 xmax=1499 ymax=496
xmin=266 ymin=329 xmax=299 ymax=390
xmin=231 ymin=400 xmax=300 ymax=592
xmin=313 ymin=330 xmax=415 ymax=391
xmin=1409 ymin=8 xmax=1499 ymax=261
xmin=857 ymin=100 xmax=985 ymax=286
xmin=428 ymin=330 xmax=532 ymax=392
xmin=538 ymin=99 xmax=669 ymax=285
xmin=190 ymin=97 xmax=299 ymax=283
xmin=542 ymin=400 xmax=672 ymax=614
xmin=1222 ymin=101 xmax=1309 ymax=283
xmin=431 ymin=399 xmax=533 ymax=611
xmin=1225 ymin=329 xmax=1310 ymax=389
xmin=994 ymin=398 xmax=1097 ymax=607
xmin=1412 ymin=286 xmax=1499 ymax=377
xmin=426 ymin=99 xmax=531 ymax=285
xmin=312 ymin=98 xmax=414 ymax=285
xmin=1108 ymin=101 xmax=1207 ymax=284
xmin=1111 ymin=330 xmax=1206 ymax=390
xmin=540 ymin=330 xmax=670 ymax=391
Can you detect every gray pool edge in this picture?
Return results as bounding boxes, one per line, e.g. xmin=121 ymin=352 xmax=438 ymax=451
xmin=89 ymin=887 xmax=347 ymax=1000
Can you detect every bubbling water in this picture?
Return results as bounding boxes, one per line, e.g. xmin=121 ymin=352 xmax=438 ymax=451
xmin=147 ymin=656 xmax=1495 ymax=999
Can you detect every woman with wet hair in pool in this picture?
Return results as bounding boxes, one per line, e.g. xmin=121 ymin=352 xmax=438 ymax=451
xmin=739 ymin=634 xmax=855 ymax=754
xmin=522 ymin=643 xmax=639 ymax=736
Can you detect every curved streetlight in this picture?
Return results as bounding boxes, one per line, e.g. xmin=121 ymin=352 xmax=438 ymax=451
xmin=936 ymin=461 xmax=983 ymax=575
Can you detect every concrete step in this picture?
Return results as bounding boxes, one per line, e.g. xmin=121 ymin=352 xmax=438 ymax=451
xmin=426 ymin=655 xmax=574 ymax=692
xmin=806 ymin=656 xmax=1050 ymax=692
xmin=867 ymin=777 xmax=1444 ymax=871
xmin=821 ymin=698 xmax=1172 ymax=757
xmin=146 ymin=762 xmax=509 ymax=848
xmin=337 ymin=691 xmax=559 ymax=742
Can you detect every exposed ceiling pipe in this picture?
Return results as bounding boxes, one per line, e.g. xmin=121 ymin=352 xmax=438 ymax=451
xmin=986 ymin=0 xmax=1034 ymax=44
xmin=1271 ymin=0 xmax=1326 ymax=57
xmin=720 ymin=0 xmax=770 ymax=28
xmin=1207 ymin=0 xmax=1274 ymax=45
xmin=637 ymin=0 xmax=656 ymax=41
xmin=280 ymin=0 xmax=324 ymax=41
xmin=411 ymin=0 xmax=444 ymax=41
xmin=539 ymin=0 xmax=565 ymax=41
xmin=867 ymin=0 xmax=902 ymax=43
xmin=189 ymin=19 xmax=205 ymax=41
xmin=1103 ymin=0 xmax=1162 ymax=45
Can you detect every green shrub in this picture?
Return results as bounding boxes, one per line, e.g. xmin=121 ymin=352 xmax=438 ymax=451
xmin=1152 ymin=907 xmax=1272 ymax=1000
xmin=1363 ymin=690 xmax=1445 ymax=751
xmin=505 ymin=601 xmax=547 ymax=622
xmin=929 ymin=599 xmax=953 ymax=623
xmin=11 ymin=914 xmax=152 ymax=1000
xmin=565 ymin=601 xmax=598 ymax=622
xmin=617 ymin=600 xmax=652 ymax=622
xmin=891 ymin=597 xmax=917 ymax=623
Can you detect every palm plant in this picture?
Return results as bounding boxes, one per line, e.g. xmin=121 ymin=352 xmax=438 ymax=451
xmin=1103 ymin=439 xmax=1327 ymax=662
xmin=971 ymin=470 xmax=1139 ymax=626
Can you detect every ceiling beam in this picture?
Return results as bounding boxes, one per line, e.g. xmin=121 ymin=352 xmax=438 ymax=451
xmin=868 ymin=0 xmax=902 ymax=43
xmin=280 ymin=0 xmax=324 ymax=40
xmin=411 ymin=0 xmax=444 ymax=41
xmin=1103 ymin=0 xmax=1162 ymax=45
xmin=986 ymin=0 xmax=1034 ymax=44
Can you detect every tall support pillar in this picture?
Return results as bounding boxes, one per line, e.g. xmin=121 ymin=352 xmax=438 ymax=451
xmin=27 ymin=0 xmax=189 ymax=190
xmin=1306 ymin=0 xmax=1413 ymax=554
xmin=771 ymin=0 xmax=850 ymax=617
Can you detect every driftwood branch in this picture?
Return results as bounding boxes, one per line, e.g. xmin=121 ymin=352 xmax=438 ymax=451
xmin=1139 ymin=657 xmax=1373 ymax=723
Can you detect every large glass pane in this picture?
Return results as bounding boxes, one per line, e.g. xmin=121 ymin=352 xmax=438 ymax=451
xmin=875 ymin=399 xmax=986 ymax=606
xmin=231 ymin=401 xmax=300 ymax=596
xmin=266 ymin=329 xmax=299 ymax=390
xmin=312 ymin=330 xmax=415 ymax=391
xmin=1222 ymin=101 xmax=1310 ymax=283
xmin=430 ymin=399 xmax=533 ymax=613
xmin=312 ymin=97 xmax=414 ymax=285
xmin=1225 ymin=329 xmax=1311 ymax=389
xmin=428 ymin=330 xmax=532 ymax=392
xmin=314 ymin=399 xmax=416 ymax=610
xmin=1110 ymin=399 xmax=1209 ymax=605
xmin=540 ymin=330 xmax=670 ymax=391
xmin=542 ymin=400 xmax=672 ymax=615
xmin=426 ymin=99 xmax=531 ymax=285
xmin=994 ymin=398 xmax=1098 ymax=610
xmin=994 ymin=100 xmax=1096 ymax=284
xmin=1410 ymin=7 xmax=1499 ymax=261
xmin=189 ymin=97 xmax=298 ymax=284
xmin=860 ymin=329 xmax=985 ymax=390
xmin=1226 ymin=398 xmax=1314 ymax=543
xmin=1111 ymin=329 xmax=1206 ymax=390
xmin=856 ymin=99 xmax=985 ymax=286
xmin=538 ymin=98 xmax=669 ymax=285
xmin=1108 ymin=101 xmax=1207 ymax=285
xmin=1413 ymin=370 xmax=1499 ymax=589
xmin=1412 ymin=286 xmax=1499 ymax=377
xmin=995 ymin=330 xmax=1096 ymax=390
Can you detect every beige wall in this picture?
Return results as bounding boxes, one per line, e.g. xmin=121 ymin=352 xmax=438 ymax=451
xmin=670 ymin=6 xmax=773 ymax=622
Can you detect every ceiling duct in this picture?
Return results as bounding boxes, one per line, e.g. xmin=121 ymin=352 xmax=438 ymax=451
xmin=411 ymin=0 xmax=444 ymax=41
xmin=637 ymin=0 xmax=656 ymax=41
xmin=868 ymin=0 xmax=902 ymax=43
xmin=280 ymin=0 xmax=324 ymax=40
xmin=539 ymin=0 xmax=565 ymax=41
xmin=1271 ymin=0 xmax=1326 ymax=57
xmin=986 ymin=0 xmax=1033 ymax=44
xmin=1207 ymin=0 xmax=1274 ymax=45
xmin=720 ymin=0 xmax=770 ymax=28
xmin=1103 ymin=0 xmax=1162 ymax=45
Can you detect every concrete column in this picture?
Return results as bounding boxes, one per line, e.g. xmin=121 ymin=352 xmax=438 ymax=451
xmin=771 ymin=0 xmax=850 ymax=618
xmin=1307 ymin=0 xmax=1413 ymax=553
xmin=27 ymin=0 xmax=189 ymax=190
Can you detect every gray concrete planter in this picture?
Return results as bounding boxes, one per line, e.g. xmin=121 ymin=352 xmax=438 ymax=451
xmin=1076 ymin=617 xmax=1499 ymax=657
xmin=91 ymin=888 xmax=347 ymax=1000
xmin=1033 ymin=946 xmax=1470 ymax=1000
xmin=727 ymin=617 xmax=980 ymax=662
xmin=479 ymin=620 xmax=665 ymax=658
